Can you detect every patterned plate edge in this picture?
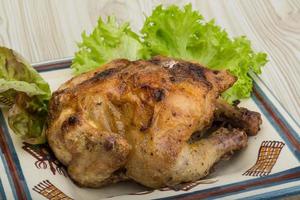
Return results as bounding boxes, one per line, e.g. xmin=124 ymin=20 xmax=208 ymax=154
xmin=0 ymin=58 xmax=299 ymax=200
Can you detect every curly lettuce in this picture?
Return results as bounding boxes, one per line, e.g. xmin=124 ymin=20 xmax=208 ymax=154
xmin=72 ymin=4 xmax=267 ymax=102
xmin=0 ymin=47 xmax=51 ymax=144
xmin=71 ymin=16 xmax=148 ymax=75
xmin=0 ymin=4 xmax=268 ymax=144
xmin=141 ymin=4 xmax=268 ymax=102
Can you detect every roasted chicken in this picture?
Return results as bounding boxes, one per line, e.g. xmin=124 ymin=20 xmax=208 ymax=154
xmin=46 ymin=56 xmax=262 ymax=188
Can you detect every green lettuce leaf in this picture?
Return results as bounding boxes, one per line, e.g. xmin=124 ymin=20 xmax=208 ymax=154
xmin=71 ymin=16 xmax=149 ymax=75
xmin=141 ymin=4 xmax=268 ymax=102
xmin=72 ymin=4 xmax=267 ymax=103
xmin=0 ymin=47 xmax=51 ymax=144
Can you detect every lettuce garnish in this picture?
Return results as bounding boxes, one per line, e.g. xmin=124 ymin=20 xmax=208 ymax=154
xmin=0 ymin=47 xmax=50 ymax=144
xmin=72 ymin=4 xmax=267 ymax=103
xmin=72 ymin=16 xmax=147 ymax=75
xmin=1 ymin=4 xmax=268 ymax=144
xmin=142 ymin=5 xmax=268 ymax=102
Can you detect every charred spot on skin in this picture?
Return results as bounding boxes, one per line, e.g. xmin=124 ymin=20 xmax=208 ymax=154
xmin=106 ymin=92 xmax=113 ymax=100
xmin=140 ymin=84 xmax=151 ymax=90
xmin=212 ymin=70 xmax=219 ymax=75
xmin=113 ymin=167 xmax=127 ymax=175
xmin=140 ymin=85 xmax=166 ymax=102
xmin=188 ymin=63 xmax=212 ymax=89
xmin=169 ymin=76 xmax=176 ymax=82
xmin=242 ymin=109 xmax=253 ymax=118
xmin=140 ymin=125 xmax=148 ymax=132
xmin=140 ymin=125 xmax=147 ymax=132
xmin=232 ymin=100 xmax=240 ymax=106
xmin=92 ymin=68 xmax=117 ymax=81
xmin=78 ymin=68 xmax=119 ymax=87
xmin=139 ymin=114 xmax=153 ymax=132
xmin=61 ymin=115 xmax=79 ymax=131
xmin=215 ymin=76 xmax=224 ymax=83
xmin=104 ymin=136 xmax=115 ymax=151
xmin=68 ymin=116 xmax=78 ymax=125
xmin=95 ymin=69 xmax=115 ymax=79
xmin=169 ymin=62 xmax=213 ymax=89
xmin=161 ymin=78 xmax=167 ymax=83
xmin=153 ymin=88 xmax=165 ymax=102
xmin=188 ymin=63 xmax=205 ymax=77
xmin=149 ymin=58 xmax=160 ymax=65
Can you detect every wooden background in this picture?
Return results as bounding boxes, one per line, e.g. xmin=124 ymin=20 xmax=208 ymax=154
xmin=0 ymin=0 xmax=299 ymax=118
xmin=0 ymin=0 xmax=299 ymax=199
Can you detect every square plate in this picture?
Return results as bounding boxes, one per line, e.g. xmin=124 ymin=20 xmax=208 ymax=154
xmin=0 ymin=58 xmax=299 ymax=200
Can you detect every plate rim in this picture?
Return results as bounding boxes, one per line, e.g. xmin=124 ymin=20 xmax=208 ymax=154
xmin=0 ymin=58 xmax=299 ymax=200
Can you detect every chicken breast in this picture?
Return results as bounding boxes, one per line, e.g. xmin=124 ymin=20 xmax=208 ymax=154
xmin=46 ymin=56 xmax=261 ymax=188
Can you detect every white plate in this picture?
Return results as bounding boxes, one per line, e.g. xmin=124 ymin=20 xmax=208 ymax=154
xmin=0 ymin=58 xmax=299 ymax=200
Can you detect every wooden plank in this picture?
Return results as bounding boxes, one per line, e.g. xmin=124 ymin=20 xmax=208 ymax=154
xmin=0 ymin=0 xmax=299 ymax=120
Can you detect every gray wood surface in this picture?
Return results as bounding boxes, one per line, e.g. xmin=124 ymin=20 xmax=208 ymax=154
xmin=1 ymin=0 xmax=299 ymax=122
xmin=0 ymin=0 xmax=299 ymax=121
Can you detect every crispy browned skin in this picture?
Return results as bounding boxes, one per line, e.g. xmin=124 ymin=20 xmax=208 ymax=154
xmin=46 ymin=56 xmax=259 ymax=188
xmin=214 ymin=99 xmax=262 ymax=136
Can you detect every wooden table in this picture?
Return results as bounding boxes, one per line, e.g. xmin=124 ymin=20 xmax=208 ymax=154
xmin=0 ymin=0 xmax=299 ymax=199
xmin=1 ymin=0 xmax=299 ymax=122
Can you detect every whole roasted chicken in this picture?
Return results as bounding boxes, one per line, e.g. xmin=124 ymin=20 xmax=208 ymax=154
xmin=46 ymin=56 xmax=262 ymax=188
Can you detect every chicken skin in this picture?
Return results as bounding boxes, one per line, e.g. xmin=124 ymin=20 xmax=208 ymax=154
xmin=46 ymin=56 xmax=261 ymax=188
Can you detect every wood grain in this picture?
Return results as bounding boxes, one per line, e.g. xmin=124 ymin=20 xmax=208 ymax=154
xmin=0 ymin=0 xmax=299 ymax=121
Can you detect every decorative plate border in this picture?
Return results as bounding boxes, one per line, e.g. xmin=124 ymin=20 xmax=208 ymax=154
xmin=0 ymin=112 xmax=31 ymax=200
xmin=0 ymin=58 xmax=299 ymax=200
xmin=0 ymin=174 xmax=6 ymax=200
